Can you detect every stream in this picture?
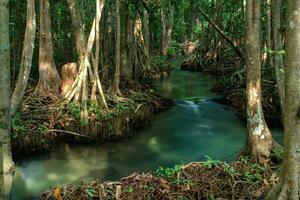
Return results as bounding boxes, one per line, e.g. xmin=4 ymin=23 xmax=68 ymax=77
xmin=11 ymin=69 xmax=282 ymax=199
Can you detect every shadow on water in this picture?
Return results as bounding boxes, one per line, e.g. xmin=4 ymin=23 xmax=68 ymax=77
xmin=11 ymin=68 xmax=282 ymax=199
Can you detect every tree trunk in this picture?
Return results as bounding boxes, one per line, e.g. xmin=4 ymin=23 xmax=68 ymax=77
xmin=266 ymin=1 xmax=300 ymax=199
xmin=272 ymin=0 xmax=285 ymax=120
xmin=245 ymin=0 xmax=272 ymax=162
xmin=113 ymin=0 xmax=121 ymax=95
xmin=264 ymin=0 xmax=273 ymax=67
xmin=0 ymin=0 xmax=15 ymax=198
xmin=10 ymin=0 xmax=36 ymax=117
xmin=143 ymin=7 xmax=150 ymax=69
xmin=160 ymin=8 xmax=167 ymax=56
xmin=165 ymin=5 xmax=174 ymax=56
xmin=66 ymin=0 xmax=86 ymax=60
xmin=36 ymin=0 xmax=61 ymax=96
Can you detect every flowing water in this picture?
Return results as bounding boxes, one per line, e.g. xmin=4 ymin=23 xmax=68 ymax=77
xmin=11 ymin=69 xmax=281 ymax=199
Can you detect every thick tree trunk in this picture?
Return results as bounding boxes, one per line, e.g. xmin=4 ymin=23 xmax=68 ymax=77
xmin=272 ymin=0 xmax=285 ymax=120
xmin=36 ymin=0 xmax=61 ymax=96
xmin=0 ymin=1 xmax=15 ymax=198
xmin=266 ymin=1 xmax=300 ymax=199
xmin=113 ymin=0 xmax=121 ymax=95
xmin=245 ymin=0 xmax=272 ymax=161
xmin=10 ymin=0 xmax=36 ymax=117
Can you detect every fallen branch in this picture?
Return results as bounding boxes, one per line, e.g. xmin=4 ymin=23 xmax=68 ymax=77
xmin=47 ymin=129 xmax=94 ymax=138
xmin=198 ymin=7 xmax=244 ymax=59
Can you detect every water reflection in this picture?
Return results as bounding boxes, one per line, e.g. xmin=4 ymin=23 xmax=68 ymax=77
xmin=12 ymin=69 xmax=267 ymax=199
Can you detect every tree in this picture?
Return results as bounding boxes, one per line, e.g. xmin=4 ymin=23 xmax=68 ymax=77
xmin=272 ymin=0 xmax=285 ymax=119
xmin=112 ymin=0 xmax=121 ymax=95
xmin=35 ymin=0 xmax=61 ymax=96
xmin=245 ymin=0 xmax=272 ymax=162
xmin=266 ymin=0 xmax=300 ymax=199
xmin=0 ymin=0 xmax=15 ymax=198
xmin=65 ymin=0 xmax=108 ymax=123
xmin=10 ymin=0 xmax=36 ymax=117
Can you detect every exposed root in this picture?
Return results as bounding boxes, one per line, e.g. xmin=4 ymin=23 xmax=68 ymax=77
xmin=40 ymin=160 xmax=278 ymax=200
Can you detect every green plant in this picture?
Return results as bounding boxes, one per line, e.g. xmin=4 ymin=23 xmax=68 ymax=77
xmin=202 ymin=155 xmax=221 ymax=169
xmin=156 ymin=164 xmax=182 ymax=178
xmin=222 ymin=162 xmax=238 ymax=177
xmin=85 ymin=187 xmax=97 ymax=199
xmin=67 ymin=102 xmax=81 ymax=120
xmin=125 ymin=186 xmax=134 ymax=193
xmin=243 ymin=171 xmax=262 ymax=183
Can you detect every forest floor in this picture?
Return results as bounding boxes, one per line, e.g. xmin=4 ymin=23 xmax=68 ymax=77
xmin=40 ymin=156 xmax=279 ymax=200
xmin=12 ymin=62 xmax=173 ymax=158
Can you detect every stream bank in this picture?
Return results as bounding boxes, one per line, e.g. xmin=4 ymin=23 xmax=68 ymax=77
xmin=12 ymin=68 xmax=254 ymax=199
xmin=180 ymin=47 xmax=282 ymax=127
xmin=40 ymin=157 xmax=277 ymax=200
xmin=12 ymin=66 xmax=173 ymax=158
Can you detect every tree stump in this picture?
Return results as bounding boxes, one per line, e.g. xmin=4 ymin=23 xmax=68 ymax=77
xmin=60 ymin=63 xmax=78 ymax=96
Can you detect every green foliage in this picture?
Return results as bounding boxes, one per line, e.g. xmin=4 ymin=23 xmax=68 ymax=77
xmin=201 ymin=155 xmax=221 ymax=169
xmin=156 ymin=164 xmax=182 ymax=178
xmin=85 ymin=187 xmax=97 ymax=199
xmin=67 ymin=102 xmax=81 ymax=120
xmin=167 ymin=40 xmax=181 ymax=56
xmin=125 ymin=186 xmax=134 ymax=193
xmin=221 ymin=162 xmax=238 ymax=177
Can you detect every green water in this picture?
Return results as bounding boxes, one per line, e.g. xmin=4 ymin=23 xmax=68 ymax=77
xmin=11 ymin=69 xmax=279 ymax=199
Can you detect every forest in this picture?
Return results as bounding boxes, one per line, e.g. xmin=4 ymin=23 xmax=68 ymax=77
xmin=0 ymin=0 xmax=299 ymax=199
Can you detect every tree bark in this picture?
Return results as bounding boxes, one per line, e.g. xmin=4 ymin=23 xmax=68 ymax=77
xmin=263 ymin=0 xmax=273 ymax=67
xmin=113 ymin=0 xmax=121 ymax=95
xmin=266 ymin=0 xmax=300 ymax=199
xmin=272 ymin=0 xmax=285 ymax=120
xmin=245 ymin=0 xmax=272 ymax=162
xmin=36 ymin=0 xmax=61 ymax=96
xmin=10 ymin=0 xmax=36 ymax=117
xmin=66 ymin=0 xmax=86 ymax=60
xmin=0 ymin=0 xmax=15 ymax=198
xmin=143 ymin=7 xmax=150 ymax=69
xmin=160 ymin=8 xmax=167 ymax=56
xmin=165 ymin=5 xmax=174 ymax=56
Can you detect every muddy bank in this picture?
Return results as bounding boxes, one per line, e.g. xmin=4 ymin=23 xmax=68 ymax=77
xmin=12 ymin=90 xmax=173 ymax=158
xmin=40 ymin=157 xmax=277 ymax=200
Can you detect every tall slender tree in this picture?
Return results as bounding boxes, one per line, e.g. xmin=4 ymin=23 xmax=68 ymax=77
xmin=272 ymin=0 xmax=285 ymax=119
xmin=113 ymin=0 xmax=121 ymax=95
xmin=266 ymin=0 xmax=300 ymax=199
xmin=0 ymin=0 xmax=15 ymax=198
xmin=10 ymin=0 xmax=36 ymax=116
xmin=245 ymin=0 xmax=272 ymax=162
